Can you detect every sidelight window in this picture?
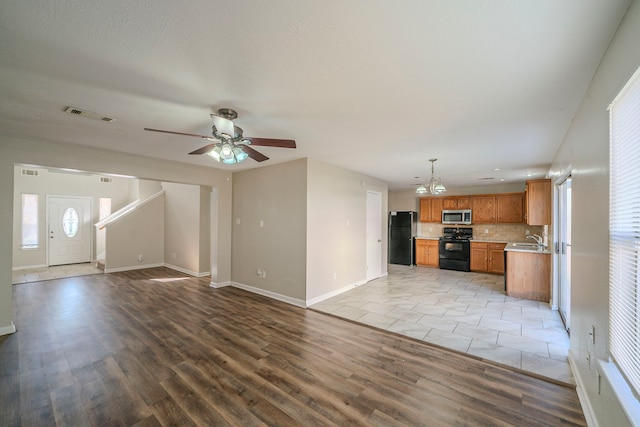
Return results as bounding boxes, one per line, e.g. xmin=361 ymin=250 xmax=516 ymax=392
xmin=609 ymin=65 xmax=640 ymax=398
xmin=21 ymin=193 xmax=39 ymax=249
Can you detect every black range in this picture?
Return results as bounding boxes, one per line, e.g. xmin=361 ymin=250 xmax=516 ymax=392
xmin=439 ymin=227 xmax=473 ymax=272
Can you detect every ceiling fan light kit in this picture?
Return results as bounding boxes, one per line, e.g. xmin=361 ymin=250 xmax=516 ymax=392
xmin=416 ymin=158 xmax=446 ymax=195
xmin=144 ymin=108 xmax=296 ymax=164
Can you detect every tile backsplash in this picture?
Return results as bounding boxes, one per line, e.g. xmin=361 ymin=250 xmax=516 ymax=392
xmin=418 ymin=223 xmax=545 ymax=243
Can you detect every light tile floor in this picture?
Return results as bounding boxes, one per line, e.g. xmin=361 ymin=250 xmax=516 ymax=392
xmin=311 ymin=264 xmax=574 ymax=385
xmin=12 ymin=263 xmax=103 ymax=284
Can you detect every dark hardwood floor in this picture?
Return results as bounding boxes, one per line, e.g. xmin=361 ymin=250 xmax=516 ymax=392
xmin=1 ymin=267 xmax=586 ymax=426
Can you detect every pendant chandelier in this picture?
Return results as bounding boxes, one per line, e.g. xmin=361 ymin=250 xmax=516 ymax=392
xmin=416 ymin=158 xmax=446 ymax=195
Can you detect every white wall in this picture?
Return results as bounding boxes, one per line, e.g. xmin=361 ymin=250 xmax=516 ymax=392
xmin=105 ymin=193 xmax=165 ymax=272
xmin=12 ymin=166 xmax=131 ymax=268
xmin=0 ymin=135 xmax=232 ymax=335
xmin=231 ymin=159 xmax=308 ymax=303
xmin=306 ymin=158 xmax=388 ymax=302
xmin=163 ymin=182 xmax=210 ymax=276
xmin=548 ymin=1 xmax=639 ymax=425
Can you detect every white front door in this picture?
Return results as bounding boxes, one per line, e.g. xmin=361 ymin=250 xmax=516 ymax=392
xmin=366 ymin=191 xmax=382 ymax=281
xmin=48 ymin=196 xmax=92 ymax=266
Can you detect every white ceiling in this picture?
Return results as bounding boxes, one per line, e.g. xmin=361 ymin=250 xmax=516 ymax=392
xmin=0 ymin=0 xmax=631 ymax=190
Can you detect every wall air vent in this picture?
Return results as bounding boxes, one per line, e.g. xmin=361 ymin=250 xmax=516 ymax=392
xmin=21 ymin=169 xmax=39 ymax=177
xmin=100 ymin=177 xmax=113 ymax=183
xmin=64 ymin=106 xmax=115 ymax=122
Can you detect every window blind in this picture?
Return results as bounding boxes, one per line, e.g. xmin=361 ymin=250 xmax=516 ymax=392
xmin=609 ymin=65 xmax=640 ymax=397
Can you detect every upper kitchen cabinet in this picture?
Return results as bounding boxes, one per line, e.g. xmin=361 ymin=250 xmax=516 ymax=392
xmin=496 ymin=193 xmax=524 ymax=223
xmin=526 ymin=179 xmax=551 ymax=225
xmin=419 ymin=197 xmax=443 ymax=222
xmin=442 ymin=196 xmax=471 ymax=210
xmin=472 ymin=195 xmax=496 ymax=223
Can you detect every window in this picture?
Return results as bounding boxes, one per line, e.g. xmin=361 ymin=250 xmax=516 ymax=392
xmin=62 ymin=207 xmax=79 ymax=238
xmin=609 ymin=65 xmax=640 ymax=397
xmin=21 ymin=193 xmax=38 ymax=249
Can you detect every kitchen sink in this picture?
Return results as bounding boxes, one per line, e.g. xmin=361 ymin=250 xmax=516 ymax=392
xmin=511 ymin=243 xmax=540 ymax=248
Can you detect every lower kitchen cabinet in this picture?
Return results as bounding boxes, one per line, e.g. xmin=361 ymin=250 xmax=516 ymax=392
xmin=415 ymin=239 xmax=439 ymax=267
xmin=488 ymin=243 xmax=506 ymax=273
xmin=471 ymin=242 xmax=506 ymax=274
xmin=506 ymin=251 xmax=551 ymax=302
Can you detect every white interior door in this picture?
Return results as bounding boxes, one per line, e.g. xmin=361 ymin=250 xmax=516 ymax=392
xmin=48 ymin=196 xmax=92 ymax=266
xmin=366 ymin=191 xmax=382 ymax=281
xmin=557 ymin=176 xmax=572 ymax=331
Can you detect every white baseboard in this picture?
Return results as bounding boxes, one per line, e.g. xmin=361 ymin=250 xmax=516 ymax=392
xmin=305 ymin=279 xmax=368 ymax=307
xmin=569 ymin=351 xmax=598 ymax=427
xmin=164 ymin=263 xmax=210 ymax=278
xmin=104 ymin=263 xmax=165 ymax=273
xmin=0 ymin=322 xmax=16 ymax=336
xmin=210 ymin=280 xmax=231 ymax=288
xmin=12 ymin=264 xmax=47 ymax=271
xmin=230 ymin=281 xmax=306 ymax=308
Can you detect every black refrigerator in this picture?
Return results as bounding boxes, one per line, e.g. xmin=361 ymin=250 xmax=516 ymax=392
xmin=388 ymin=211 xmax=417 ymax=265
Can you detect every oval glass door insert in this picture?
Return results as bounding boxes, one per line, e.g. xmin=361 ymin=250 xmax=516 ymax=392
xmin=62 ymin=207 xmax=79 ymax=238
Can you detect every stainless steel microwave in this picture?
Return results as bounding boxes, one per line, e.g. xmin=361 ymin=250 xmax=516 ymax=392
xmin=442 ymin=209 xmax=472 ymax=225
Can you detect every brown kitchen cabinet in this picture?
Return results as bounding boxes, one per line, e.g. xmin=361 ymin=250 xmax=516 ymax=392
xmin=471 ymin=242 xmax=506 ymax=274
xmin=442 ymin=196 xmax=471 ymax=210
xmin=472 ymin=195 xmax=496 ymax=223
xmin=506 ymin=251 xmax=551 ymax=301
xmin=526 ymin=179 xmax=551 ymax=225
xmin=488 ymin=243 xmax=507 ymax=273
xmin=496 ymin=193 xmax=524 ymax=223
xmin=419 ymin=198 xmax=443 ymax=222
xmin=470 ymin=242 xmax=488 ymax=272
xmin=415 ymin=239 xmax=439 ymax=267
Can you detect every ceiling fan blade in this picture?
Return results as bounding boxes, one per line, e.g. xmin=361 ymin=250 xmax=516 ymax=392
xmin=189 ymin=144 xmax=216 ymax=155
xmin=144 ymin=128 xmax=213 ymax=140
xmin=244 ymin=137 xmax=296 ymax=148
xmin=241 ymin=145 xmax=269 ymax=162
xmin=211 ymin=114 xmax=235 ymax=138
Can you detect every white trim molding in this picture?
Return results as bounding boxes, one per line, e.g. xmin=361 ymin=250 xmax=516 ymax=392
xmin=164 ymin=263 xmax=210 ymax=278
xmin=0 ymin=322 xmax=16 ymax=336
xmin=569 ymin=351 xmax=598 ymax=427
xmin=104 ymin=263 xmax=165 ymax=274
xmin=210 ymin=280 xmax=231 ymax=288
xmin=230 ymin=281 xmax=306 ymax=308
xmin=305 ymin=278 xmax=368 ymax=307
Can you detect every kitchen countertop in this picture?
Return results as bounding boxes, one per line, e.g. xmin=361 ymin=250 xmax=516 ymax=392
xmin=504 ymin=242 xmax=552 ymax=254
xmin=415 ymin=237 xmax=552 ymax=254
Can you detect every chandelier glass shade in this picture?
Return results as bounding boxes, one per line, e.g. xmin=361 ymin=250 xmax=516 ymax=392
xmin=416 ymin=159 xmax=446 ymax=195
xmin=205 ymin=123 xmax=250 ymax=164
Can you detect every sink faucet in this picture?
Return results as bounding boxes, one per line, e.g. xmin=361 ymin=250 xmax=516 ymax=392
xmin=527 ymin=234 xmax=544 ymax=246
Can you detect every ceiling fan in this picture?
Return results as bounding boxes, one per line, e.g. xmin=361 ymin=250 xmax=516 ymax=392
xmin=144 ymin=108 xmax=296 ymax=164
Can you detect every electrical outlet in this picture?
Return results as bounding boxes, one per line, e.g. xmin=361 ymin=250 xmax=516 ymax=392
xmin=138 ymin=254 xmax=144 ymax=262
xmin=171 ymin=253 xmax=176 ymax=259
xmin=525 ymin=229 xmax=530 ymax=235
xmin=259 ymin=220 xmax=264 ymax=227
xmin=597 ymin=370 xmax=601 ymax=394
xmin=586 ymin=352 xmax=591 ymax=370
xmin=257 ymin=269 xmax=262 ymax=276
xmin=589 ymin=325 xmax=595 ymax=344
xmin=262 ymin=270 xmax=267 ymax=279
xmin=333 ymin=272 xmax=337 ymax=280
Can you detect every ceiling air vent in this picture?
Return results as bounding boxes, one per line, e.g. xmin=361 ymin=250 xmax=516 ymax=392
xmin=99 ymin=177 xmax=113 ymax=183
xmin=21 ymin=168 xmax=39 ymax=177
xmin=64 ymin=106 xmax=115 ymax=122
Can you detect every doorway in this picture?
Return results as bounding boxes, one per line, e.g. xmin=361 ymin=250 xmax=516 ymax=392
xmin=47 ymin=196 xmax=92 ymax=266
xmin=366 ymin=190 xmax=382 ymax=281
xmin=556 ymin=175 xmax=572 ymax=331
